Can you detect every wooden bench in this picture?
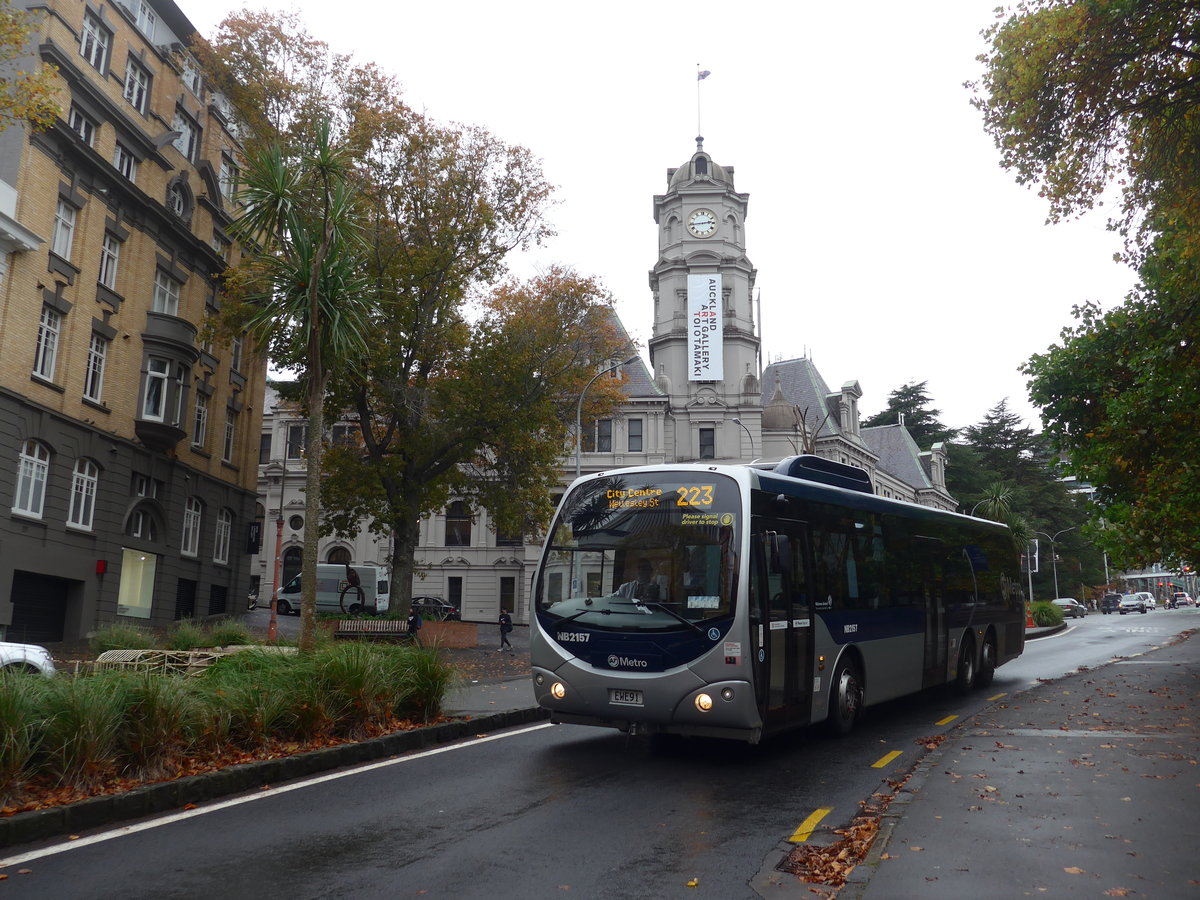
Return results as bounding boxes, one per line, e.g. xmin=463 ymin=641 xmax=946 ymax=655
xmin=333 ymin=619 xmax=412 ymax=640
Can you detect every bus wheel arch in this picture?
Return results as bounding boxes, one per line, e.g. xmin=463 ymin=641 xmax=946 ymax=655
xmin=975 ymin=629 xmax=998 ymax=689
xmin=826 ymin=648 xmax=864 ymax=736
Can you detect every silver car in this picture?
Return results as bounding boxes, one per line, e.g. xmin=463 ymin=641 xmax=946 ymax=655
xmin=0 ymin=641 xmax=56 ymax=675
xmin=1051 ymin=598 xmax=1088 ymax=619
xmin=1118 ymin=594 xmax=1147 ymax=615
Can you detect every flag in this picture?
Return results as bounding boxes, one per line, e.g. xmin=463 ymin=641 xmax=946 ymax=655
xmin=697 ymin=70 xmax=711 ymax=81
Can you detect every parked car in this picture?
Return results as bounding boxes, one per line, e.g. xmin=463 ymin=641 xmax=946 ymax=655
xmin=1051 ymin=598 xmax=1088 ymax=619
xmin=410 ymin=596 xmax=460 ymax=622
xmin=1118 ymin=594 xmax=1147 ymax=615
xmin=1100 ymin=593 xmax=1121 ymax=614
xmin=0 ymin=641 xmax=56 ymax=675
xmin=1171 ymin=591 xmax=1193 ymax=608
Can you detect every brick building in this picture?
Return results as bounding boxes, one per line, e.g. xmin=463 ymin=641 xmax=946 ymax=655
xmin=0 ymin=0 xmax=262 ymax=642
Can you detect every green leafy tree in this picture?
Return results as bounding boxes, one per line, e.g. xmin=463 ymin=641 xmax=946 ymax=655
xmin=0 ymin=0 xmax=58 ymax=132
xmin=225 ymin=121 xmax=373 ymax=651
xmin=862 ymin=381 xmax=957 ymax=449
xmin=972 ymin=0 xmax=1200 ymax=567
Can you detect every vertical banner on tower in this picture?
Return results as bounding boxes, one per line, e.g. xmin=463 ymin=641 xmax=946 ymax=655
xmin=687 ymin=273 xmax=722 ymax=381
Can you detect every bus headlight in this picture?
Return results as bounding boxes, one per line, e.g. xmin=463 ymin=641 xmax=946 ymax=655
xmin=550 ymin=682 xmax=566 ymax=700
xmin=695 ymin=693 xmax=714 ymax=712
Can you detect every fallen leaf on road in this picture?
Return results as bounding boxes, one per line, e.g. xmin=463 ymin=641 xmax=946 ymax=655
xmin=1104 ymin=889 xmax=1132 ymax=896
xmin=1064 ymin=867 xmax=1086 ymax=875
xmin=910 ymin=846 xmax=924 ymax=852
xmin=686 ymin=877 xmax=699 ymax=887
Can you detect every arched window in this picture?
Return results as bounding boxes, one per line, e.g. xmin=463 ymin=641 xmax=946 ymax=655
xmin=68 ymin=458 xmax=99 ymax=529
xmin=282 ymin=547 xmax=302 ymax=585
xmin=327 ymin=546 xmax=351 ymax=565
xmin=446 ymin=501 xmax=472 ymax=546
xmin=14 ymin=440 xmax=51 ymax=517
xmin=182 ymin=496 xmax=202 ymax=557
xmin=213 ymin=509 xmax=232 ymax=565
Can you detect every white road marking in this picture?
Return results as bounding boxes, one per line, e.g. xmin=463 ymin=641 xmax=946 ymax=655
xmin=0 ymin=722 xmax=554 ymax=868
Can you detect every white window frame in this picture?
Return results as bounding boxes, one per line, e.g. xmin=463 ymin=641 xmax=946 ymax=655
xmin=113 ymin=143 xmax=138 ymax=182
xmin=285 ymin=422 xmax=307 ymax=459
xmin=99 ymin=232 xmax=120 ymax=289
xmin=84 ymin=333 xmax=108 ymax=402
xmin=192 ymin=391 xmax=208 ymax=448
xmin=52 ymin=200 xmax=75 ymax=260
xmin=171 ymin=109 xmax=198 ymax=162
xmin=68 ymin=106 xmax=96 ymax=146
xmin=223 ymin=409 xmax=237 ymax=463
xmin=182 ymin=496 xmax=201 ymax=557
xmin=33 ymin=305 xmax=61 ymax=381
xmin=14 ymin=440 xmax=50 ymax=518
xmin=214 ymin=509 xmax=232 ymax=565
xmin=80 ymin=12 xmax=109 ymax=71
xmin=219 ymin=154 xmax=239 ymax=200
xmin=153 ymin=269 xmax=180 ymax=315
xmin=230 ymin=335 xmax=243 ymax=372
xmin=134 ymin=1 xmax=157 ymax=39
xmin=123 ymin=58 xmax=150 ymax=114
xmin=181 ymin=57 xmax=202 ymax=96
xmin=142 ymin=357 xmax=171 ymax=421
xmin=68 ymin=458 xmax=99 ymax=530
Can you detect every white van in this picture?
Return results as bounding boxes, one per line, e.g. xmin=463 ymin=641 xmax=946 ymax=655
xmin=1135 ymin=591 xmax=1156 ymax=610
xmin=276 ymin=565 xmax=390 ymax=616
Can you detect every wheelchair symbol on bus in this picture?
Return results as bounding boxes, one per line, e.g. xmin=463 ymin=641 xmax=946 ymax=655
xmin=708 ymin=627 xmax=720 ymax=641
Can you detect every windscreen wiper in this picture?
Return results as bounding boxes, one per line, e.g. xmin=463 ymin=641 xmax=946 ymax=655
xmin=634 ymin=600 xmax=706 ymax=635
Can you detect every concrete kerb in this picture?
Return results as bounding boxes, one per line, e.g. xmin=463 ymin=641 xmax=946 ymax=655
xmin=0 ymin=705 xmax=549 ymax=851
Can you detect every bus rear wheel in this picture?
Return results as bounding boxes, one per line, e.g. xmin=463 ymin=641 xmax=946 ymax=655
xmin=975 ymin=636 xmax=997 ymax=689
xmin=827 ymin=657 xmax=863 ymax=736
xmin=955 ymin=639 xmax=976 ymax=695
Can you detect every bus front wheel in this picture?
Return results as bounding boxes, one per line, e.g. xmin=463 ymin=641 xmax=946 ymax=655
xmin=827 ymin=657 xmax=863 ymax=736
xmin=955 ymin=639 xmax=976 ymax=695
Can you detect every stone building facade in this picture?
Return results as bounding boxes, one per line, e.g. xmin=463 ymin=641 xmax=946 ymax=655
xmin=0 ymin=0 xmax=262 ymax=642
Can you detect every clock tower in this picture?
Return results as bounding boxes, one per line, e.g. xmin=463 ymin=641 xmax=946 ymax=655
xmin=648 ymin=138 xmax=760 ymax=462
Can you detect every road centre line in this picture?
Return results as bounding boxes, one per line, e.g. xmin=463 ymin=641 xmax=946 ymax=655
xmin=871 ymin=750 xmax=903 ymax=769
xmin=935 ymin=714 xmax=958 ymax=726
xmin=789 ymin=807 xmax=833 ymax=843
xmin=986 ymin=692 xmax=1007 ymax=701
xmin=0 ymin=722 xmax=555 ymax=869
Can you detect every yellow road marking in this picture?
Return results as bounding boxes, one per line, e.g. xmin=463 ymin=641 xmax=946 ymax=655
xmin=987 ymin=692 xmax=1007 ymax=702
xmin=871 ymin=750 xmax=903 ymax=769
xmin=789 ymin=807 xmax=833 ymax=843
xmin=935 ymin=714 xmax=958 ymax=726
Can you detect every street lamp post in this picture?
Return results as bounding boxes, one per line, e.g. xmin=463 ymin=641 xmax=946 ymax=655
xmin=1035 ymin=526 xmax=1077 ymax=599
xmin=731 ymin=417 xmax=754 ymax=460
xmin=266 ymin=462 xmax=285 ymax=643
xmin=575 ymin=355 xmax=640 ymax=480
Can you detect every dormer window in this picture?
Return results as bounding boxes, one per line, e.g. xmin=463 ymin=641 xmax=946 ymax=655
xmin=695 ymin=156 xmax=708 ymax=176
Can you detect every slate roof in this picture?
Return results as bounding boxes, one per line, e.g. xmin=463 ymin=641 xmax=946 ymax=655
xmin=860 ymin=423 xmax=934 ymax=490
xmin=759 ymin=357 xmax=840 ymax=438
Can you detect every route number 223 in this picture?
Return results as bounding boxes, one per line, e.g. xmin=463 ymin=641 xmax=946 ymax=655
xmin=675 ymin=485 xmax=714 ymax=507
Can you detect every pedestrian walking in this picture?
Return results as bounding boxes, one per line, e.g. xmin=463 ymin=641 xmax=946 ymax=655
xmin=407 ymin=604 xmax=423 ymax=645
xmin=498 ymin=608 xmax=513 ymax=651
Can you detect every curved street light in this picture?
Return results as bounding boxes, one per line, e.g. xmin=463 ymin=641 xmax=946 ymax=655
xmin=1035 ymin=526 xmax=1077 ymax=599
xmin=731 ymin=417 xmax=755 ymax=460
xmin=575 ymin=355 xmax=641 ymax=479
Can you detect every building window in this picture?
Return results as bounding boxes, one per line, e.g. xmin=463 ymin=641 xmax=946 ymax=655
xmin=495 ymin=522 xmax=522 ymax=546
xmin=285 ymin=423 xmax=307 ymax=459
xmin=628 ymin=418 xmax=643 ymax=453
xmin=113 ymin=143 xmax=138 ymax=182
xmin=330 ymin=423 xmax=356 ymax=447
xmin=223 ymin=409 xmax=237 ymax=462
xmin=123 ymin=58 xmax=150 ymax=114
xmin=142 ymin=358 xmax=171 ymax=421
xmin=80 ymin=12 xmax=109 ymax=71
xmin=52 ymin=200 xmax=75 ymax=260
xmin=446 ymin=501 xmax=472 ymax=547
xmin=219 ymin=154 xmax=239 ymax=201
xmin=14 ymin=440 xmax=50 ymax=518
xmin=68 ymin=458 xmax=99 ymax=530
xmin=327 ymin=546 xmax=351 ymax=565
xmin=214 ymin=509 xmax=232 ymax=565
xmin=134 ymin=1 xmax=156 ymax=38
xmin=153 ymin=270 xmax=181 ymax=316
xmin=230 ymin=335 xmax=243 ymax=372
xmin=288 ymin=515 xmax=304 ymax=532
xmin=68 ymin=106 xmax=96 ymax=146
xmin=166 ymin=183 xmax=186 ymax=218
xmin=182 ymin=497 xmax=202 ymax=557
xmin=171 ymin=109 xmax=199 ymax=162
xmin=258 ymin=431 xmax=271 ymax=464
xmin=84 ymin=334 xmax=108 ymax=402
xmin=33 ymin=305 xmax=61 ymax=381
xmin=699 ymin=427 xmax=716 ymax=460
xmin=596 ymin=419 xmax=612 ymax=453
xmin=99 ymin=232 xmax=120 ymax=289
xmin=192 ymin=392 xmax=209 ymax=448
xmin=208 ymin=585 xmax=227 ymax=616
xmin=133 ymin=474 xmax=159 ymax=498
xmin=117 ymin=548 xmax=156 ymax=618
xmin=212 ymin=232 xmax=231 ymax=262
xmin=181 ymin=57 xmax=202 ymax=96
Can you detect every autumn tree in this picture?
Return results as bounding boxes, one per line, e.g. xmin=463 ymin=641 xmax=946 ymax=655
xmin=861 ymin=381 xmax=957 ymax=449
xmin=972 ymin=0 xmax=1200 ymax=567
xmin=0 ymin=0 xmax=58 ymax=132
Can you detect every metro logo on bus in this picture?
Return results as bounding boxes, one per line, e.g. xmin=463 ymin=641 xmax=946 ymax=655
xmin=607 ymin=654 xmax=649 ymax=669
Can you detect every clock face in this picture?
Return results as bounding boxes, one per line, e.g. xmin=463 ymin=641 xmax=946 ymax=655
xmin=687 ymin=209 xmax=718 ymax=238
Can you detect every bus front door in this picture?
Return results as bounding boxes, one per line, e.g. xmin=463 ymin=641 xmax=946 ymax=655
xmin=754 ymin=525 xmax=814 ymax=731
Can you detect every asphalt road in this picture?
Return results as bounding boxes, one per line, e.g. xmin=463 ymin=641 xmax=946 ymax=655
xmin=2 ymin=608 xmax=1194 ymax=899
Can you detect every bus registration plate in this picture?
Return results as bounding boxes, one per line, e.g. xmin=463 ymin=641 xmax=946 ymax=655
xmin=610 ymin=689 xmax=643 ymax=706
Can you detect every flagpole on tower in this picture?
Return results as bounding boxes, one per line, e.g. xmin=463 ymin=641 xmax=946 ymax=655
xmin=696 ymin=65 xmax=710 ymax=142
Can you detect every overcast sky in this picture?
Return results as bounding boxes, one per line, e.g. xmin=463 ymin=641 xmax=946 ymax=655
xmin=183 ymin=1 xmax=1136 ymax=432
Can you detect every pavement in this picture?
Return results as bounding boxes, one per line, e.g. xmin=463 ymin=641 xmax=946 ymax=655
xmin=7 ymin=623 xmax=1197 ymax=900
